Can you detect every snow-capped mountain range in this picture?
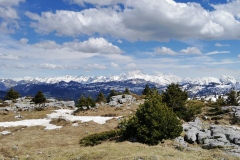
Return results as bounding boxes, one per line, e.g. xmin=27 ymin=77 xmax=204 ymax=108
xmin=2 ymin=70 xmax=239 ymax=86
xmin=1 ymin=70 xmax=240 ymax=100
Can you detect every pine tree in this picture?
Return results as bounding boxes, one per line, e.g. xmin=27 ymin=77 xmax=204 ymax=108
xmin=107 ymin=89 xmax=118 ymax=102
xmin=77 ymin=94 xmax=87 ymax=108
xmin=162 ymin=83 xmax=188 ymax=110
xmin=32 ymin=90 xmax=46 ymax=104
xmin=162 ymin=83 xmax=188 ymax=120
xmin=226 ymin=90 xmax=238 ymax=106
xmin=124 ymin=88 xmax=131 ymax=94
xmin=86 ymin=96 xmax=95 ymax=107
xmin=142 ymin=84 xmax=151 ymax=95
xmin=95 ymin=91 xmax=107 ymax=103
xmin=76 ymin=95 xmax=95 ymax=109
xmin=4 ymin=87 xmax=20 ymax=101
xmin=121 ymin=89 xmax=182 ymax=145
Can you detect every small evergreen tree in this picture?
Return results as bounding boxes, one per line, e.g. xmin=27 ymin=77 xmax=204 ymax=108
xmin=76 ymin=95 xmax=95 ymax=110
xmin=124 ymin=88 xmax=131 ymax=94
xmin=184 ymin=100 xmax=204 ymax=121
xmin=216 ymin=96 xmax=226 ymax=106
xmin=162 ymin=83 xmax=188 ymax=118
xmin=107 ymin=89 xmax=118 ymax=102
xmin=86 ymin=96 xmax=95 ymax=107
xmin=32 ymin=90 xmax=46 ymax=104
xmin=32 ymin=90 xmax=46 ymax=110
xmin=226 ymin=90 xmax=238 ymax=106
xmin=121 ymin=89 xmax=182 ymax=145
xmin=142 ymin=84 xmax=151 ymax=95
xmin=95 ymin=91 xmax=107 ymax=103
xmin=4 ymin=87 xmax=20 ymax=101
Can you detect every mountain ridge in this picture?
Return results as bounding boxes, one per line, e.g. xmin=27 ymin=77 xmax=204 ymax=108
xmin=1 ymin=71 xmax=240 ymax=101
xmin=2 ymin=70 xmax=240 ymax=86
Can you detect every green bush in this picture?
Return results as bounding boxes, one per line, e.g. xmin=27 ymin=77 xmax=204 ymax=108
xmin=162 ymin=83 xmax=188 ymax=110
xmin=142 ymin=84 xmax=151 ymax=95
xmin=107 ymin=89 xmax=121 ymax=102
xmin=4 ymin=87 xmax=20 ymax=101
xmin=124 ymin=88 xmax=131 ymax=94
xmin=32 ymin=90 xmax=46 ymax=104
xmin=226 ymin=90 xmax=238 ymax=106
xmin=121 ymin=89 xmax=182 ymax=145
xmin=182 ymin=100 xmax=205 ymax=121
xmin=95 ymin=91 xmax=107 ymax=103
xmin=79 ymin=130 xmax=122 ymax=146
xmin=75 ymin=95 xmax=95 ymax=112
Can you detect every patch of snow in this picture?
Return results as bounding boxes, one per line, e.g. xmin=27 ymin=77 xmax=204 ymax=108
xmin=0 ymin=109 xmax=117 ymax=130
xmin=72 ymin=123 xmax=79 ymax=127
xmin=0 ymin=119 xmax=62 ymax=130
xmin=47 ymin=109 xmax=115 ymax=124
xmin=0 ymin=130 xmax=11 ymax=135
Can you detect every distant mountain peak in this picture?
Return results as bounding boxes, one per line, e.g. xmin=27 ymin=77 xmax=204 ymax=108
xmin=1 ymin=71 xmax=240 ymax=88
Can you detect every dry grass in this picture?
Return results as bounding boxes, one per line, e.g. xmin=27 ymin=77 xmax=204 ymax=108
xmin=198 ymin=106 xmax=234 ymax=126
xmin=75 ymin=100 xmax=144 ymax=118
xmin=0 ymin=104 xmax=240 ymax=159
xmin=0 ymin=108 xmax=55 ymax=122
xmin=1 ymin=123 xmax=239 ymax=160
xmin=1 ymin=131 xmax=239 ymax=160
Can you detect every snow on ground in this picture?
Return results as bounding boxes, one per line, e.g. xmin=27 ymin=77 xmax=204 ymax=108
xmin=47 ymin=109 xmax=115 ymax=124
xmin=0 ymin=130 xmax=11 ymax=135
xmin=0 ymin=109 xmax=116 ymax=130
xmin=0 ymin=119 xmax=62 ymax=130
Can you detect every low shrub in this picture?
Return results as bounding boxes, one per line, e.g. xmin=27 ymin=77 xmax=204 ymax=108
xmin=79 ymin=129 xmax=122 ymax=146
xmin=121 ymin=89 xmax=183 ymax=145
xmin=181 ymin=100 xmax=205 ymax=121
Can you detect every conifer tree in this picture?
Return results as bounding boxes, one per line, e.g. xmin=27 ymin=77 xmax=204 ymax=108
xmin=124 ymin=88 xmax=131 ymax=94
xmin=95 ymin=91 xmax=107 ymax=103
xmin=162 ymin=83 xmax=188 ymax=111
xmin=121 ymin=88 xmax=182 ymax=145
xmin=226 ymin=90 xmax=238 ymax=106
xmin=76 ymin=95 xmax=95 ymax=109
xmin=32 ymin=90 xmax=46 ymax=104
xmin=107 ymin=89 xmax=118 ymax=102
xmin=4 ymin=87 xmax=20 ymax=101
xmin=142 ymin=84 xmax=151 ymax=95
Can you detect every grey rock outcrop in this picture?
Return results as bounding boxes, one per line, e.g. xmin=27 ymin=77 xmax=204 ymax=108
xmin=174 ymin=136 xmax=188 ymax=148
xmin=182 ymin=117 xmax=240 ymax=157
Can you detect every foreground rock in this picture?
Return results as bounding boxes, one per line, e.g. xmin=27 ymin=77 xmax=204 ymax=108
xmin=180 ymin=117 xmax=240 ymax=157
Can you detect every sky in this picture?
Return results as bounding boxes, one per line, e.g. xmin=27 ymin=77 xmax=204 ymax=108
xmin=0 ymin=0 xmax=240 ymax=78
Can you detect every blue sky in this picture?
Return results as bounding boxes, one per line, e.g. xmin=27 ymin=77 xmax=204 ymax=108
xmin=0 ymin=0 xmax=240 ymax=78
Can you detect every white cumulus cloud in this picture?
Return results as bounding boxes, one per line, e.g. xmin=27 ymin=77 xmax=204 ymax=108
xmin=65 ymin=0 xmax=125 ymax=6
xmin=24 ymin=0 xmax=240 ymax=41
xmin=154 ymin=47 xmax=177 ymax=55
xmin=211 ymin=0 xmax=240 ymax=19
xmin=19 ymin=38 xmax=28 ymax=45
xmin=0 ymin=0 xmax=25 ymax=34
xmin=33 ymin=37 xmax=122 ymax=54
xmin=180 ymin=47 xmax=202 ymax=54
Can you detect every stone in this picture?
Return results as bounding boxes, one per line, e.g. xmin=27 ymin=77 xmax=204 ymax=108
xmin=174 ymin=136 xmax=188 ymax=148
xmin=197 ymin=131 xmax=211 ymax=144
xmin=184 ymin=128 xmax=199 ymax=143
xmin=109 ymin=101 xmax=118 ymax=106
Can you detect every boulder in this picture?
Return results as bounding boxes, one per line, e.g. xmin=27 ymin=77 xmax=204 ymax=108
xmin=203 ymin=139 xmax=228 ymax=149
xmin=197 ymin=131 xmax=211 ymax=144
xmin=109 ymin=101 xmax=118 ymax=106
xmin=174 ymin=136 xmax=188 ymax=148
xmin=184 ymin=128 xmax=199 ymax=143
